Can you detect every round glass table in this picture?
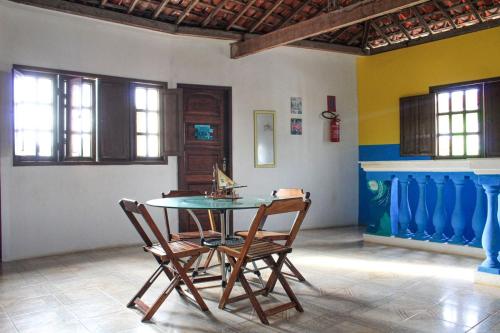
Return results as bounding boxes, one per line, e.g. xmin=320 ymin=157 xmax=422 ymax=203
xmin=146 ymin=195 xmax=273 ymax=286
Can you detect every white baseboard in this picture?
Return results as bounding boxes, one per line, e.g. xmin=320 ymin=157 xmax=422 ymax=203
xmin=363 ymin=234 xmax=485 ymax=259
xmin=475 ymin=271 xmax=500 ymax=287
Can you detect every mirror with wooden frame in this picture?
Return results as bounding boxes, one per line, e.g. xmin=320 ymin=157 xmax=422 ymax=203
xmin=254 ymin=110 xmax=276 ymax=168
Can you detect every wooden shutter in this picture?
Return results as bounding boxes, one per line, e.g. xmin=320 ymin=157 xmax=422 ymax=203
xmin=98 ymin=78 xmax=131 ymax=161
xmin=164 ymin=88 xmax=184 ymax=156
xmin=484 ymin=81 xmax=500 ymax=157
xmin=400 ymin=94 xmax=436 ymax=156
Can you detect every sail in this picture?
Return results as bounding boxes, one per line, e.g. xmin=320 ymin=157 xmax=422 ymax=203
xmin=217 ymin=167 xmax=236 ymax=189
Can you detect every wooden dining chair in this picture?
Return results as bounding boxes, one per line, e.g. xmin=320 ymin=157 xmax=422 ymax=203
xmin=218 ymin=198 xmax=309 ymax=325
xmin=235 ymin=188 xmax=311 ymax=283
xmin=119 ymin=199 xmax=210 ymax=321
xmin=162 ymin=190 xmax=221 ymax=270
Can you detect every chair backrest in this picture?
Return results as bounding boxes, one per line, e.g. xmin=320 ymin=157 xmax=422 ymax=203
xmin=119 ymin=199 xmax=175 ymax=258
xmin=272 ymin=188 xmax=311 ymax=200
xmin=161 ymin=190 xmax=216 ymax=240
xmin=239 ymin=197 xmax=311 ymax=259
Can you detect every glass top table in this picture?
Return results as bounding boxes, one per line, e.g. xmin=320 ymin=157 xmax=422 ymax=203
xmin=146 ymin=195 xmax=273 ymax=210
xmin=146 ymin=195 xmax=274 ymax=287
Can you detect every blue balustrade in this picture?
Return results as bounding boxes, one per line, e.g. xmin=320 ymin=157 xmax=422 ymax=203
xmin=362 ymin=165 xmax=500 ymax=278
xmin=397 ymin=175 xmax=413 ymax=238
xmin=413 ymin=175 xmax=430 ymax=240
xmin=431 ymin=174 xmax=448 ymax=243
xmin=448 ymin=175 xmax=468 ymax=245
xmin=478 ymin=176 xmax=500 ymax=275
xmin=470 ymin=179 xmax=486 ymax=248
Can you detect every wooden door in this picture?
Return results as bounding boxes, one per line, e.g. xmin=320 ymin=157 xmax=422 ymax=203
xmin=177 ymin=84 xmax=232 ymax=232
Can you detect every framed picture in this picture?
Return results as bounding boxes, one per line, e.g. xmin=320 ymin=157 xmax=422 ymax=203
xmin=290 ymin=97 xmax=302 ymax=114
xmin=291 ymin=118 xmax=302 ymax=135
xmin=254 ymin=111 xmax=276 ymax=168
xmin=327 ymin=95 xmax=336 ymax=112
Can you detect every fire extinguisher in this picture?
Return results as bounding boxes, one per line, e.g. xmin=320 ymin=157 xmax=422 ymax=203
xmin=321 ymin=110 xmax=340 ymax=142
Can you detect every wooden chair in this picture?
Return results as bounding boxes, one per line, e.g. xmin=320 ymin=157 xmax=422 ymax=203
xmin=162 ymin=190 xmax=221 ymax=270
xmin=119 ymin=199 xmax=210 ymax=321
xmin=235 ymin=188 xmax=311 ymax=282
xmin=218 ymin=198 xmax=310 ymax=325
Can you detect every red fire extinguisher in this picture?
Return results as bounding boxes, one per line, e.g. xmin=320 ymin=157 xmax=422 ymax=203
xmin=322 ymin=96 xmax=340 ymax=142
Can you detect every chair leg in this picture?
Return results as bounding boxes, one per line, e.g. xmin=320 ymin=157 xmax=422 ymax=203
xmin=202 ymin=248 xmax=216 ymax=272
xmin=238 ymin=269 xmax=269 ymax=325
xmin=175 ymin=257 xmax=209 ymax=312
xmin=266 ymin=255 xmax=303 ymax=313
xmin=142 ymin=275 xmax=181 ymax=321
xmin=284 ymin=257 xmax=306 ymax=282
xmin=127 ymin=265 xmax=164 ymax=308
xmin=218 ymin=256 xmax=244 ymax=309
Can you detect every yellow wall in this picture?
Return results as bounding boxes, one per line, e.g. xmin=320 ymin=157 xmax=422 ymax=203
xmin=357 ymin=26 xmax=500 ymax=146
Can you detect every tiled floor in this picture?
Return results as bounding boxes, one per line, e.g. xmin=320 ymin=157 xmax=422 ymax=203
xmin=1 ymin=227 xmax=500 ymax=333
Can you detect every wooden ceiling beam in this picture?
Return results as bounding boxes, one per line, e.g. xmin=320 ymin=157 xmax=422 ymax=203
xmin=277 ymin=0 xmax=312 ymax=29
xmin=230 ymin=0 xmax=429 ymax=58
xmin=201 ymin=0 xmax=228 ymax=27
xmin=226 ymin=0 xmax=257 ymax=31
xmin=372 ymin=16 xmax=500 ymax=54
xmin=128 ymin=0 xmax=140 ymax=14
xmin=153 ymin=0 xmax=170 ymax=20
xmin=176 ymin=0 xmax=200 ymax=25
xmin=361 ymin=20 xmax=371 ymax=50
xmin=370 ymin=21 xmax=392 ymax=45
xmin=432 ymin=0 xmax=457 ymax=29
xmin=392 ymin=13 xmax=412 ymax=40
xmin=413 ymin=6 xmax=434 ymax=35
xmin=9 ymin=0 xmax=364 ymax=56
xmin=249 ymin=0 xmax=285 ymax=33
xmin=465 ymin=0 xmax=484 ymax=23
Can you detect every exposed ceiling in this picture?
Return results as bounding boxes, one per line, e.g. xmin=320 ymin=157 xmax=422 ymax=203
xmin=11 ymin=0 xmax=500 ymax=57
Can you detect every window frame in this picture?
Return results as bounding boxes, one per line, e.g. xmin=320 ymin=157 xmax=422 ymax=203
xmin=131 ymin=82 xmax=166 ymax=162
xmin=12 ymin=69 xmax=58 ymax=164
xmin=12 ymin=65 xmax=168 ymax=166
xmin=434 ymin=84 xmax=484 ymax=159
xmin=60 ymin=75 xmax=97 ymax=163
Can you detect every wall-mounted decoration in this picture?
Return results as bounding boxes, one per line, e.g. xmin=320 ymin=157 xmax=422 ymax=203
xmin=254 ymin=111 xmax=276 ymax=168
xmin=327 ymin=95 xmax=336 ymax=112
xmin=194 ymin=124 xmax=214 ymax=141
xmin=290 ymin=97 xmax=302 ymax=114
xmin=291 ymin=118 xmax=302 ymax=135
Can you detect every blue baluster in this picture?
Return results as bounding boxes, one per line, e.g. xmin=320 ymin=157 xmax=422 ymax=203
xmin=469 ymin=180 xmax=486 ymax=248
xmin=448 ymin=176 xmax=468 ymax=245
xmin=478 ymin=184 xmax=500 ymax=274
xmin=414 ymin=175 xmax=430 ymax=240
xmin=431 ymin=175 xmax=448 ymax=243
xmin=397 ymin=175 xmax=413 ymax=238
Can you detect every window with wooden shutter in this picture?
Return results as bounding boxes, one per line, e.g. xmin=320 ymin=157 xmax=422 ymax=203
xmin=484 ymin=81 xmax=500 ymax=157
xmin=400 ymin=94 xmax=435 ymax=157
xmin=98 ymin=78 xmax=132 ymax=162
xmin=164 ymin=88 xmax=184 ymax=156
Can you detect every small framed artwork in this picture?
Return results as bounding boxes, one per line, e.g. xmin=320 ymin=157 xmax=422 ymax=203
xmin=194 ymin=124 xmax=214 ymax=140
xmin=290 ymin=97 xmax=302 ymax=114
xmin=327 ymin=95 xmax=336 ymax=112
xmin=291 ymin=118 xmax=302 ymax=135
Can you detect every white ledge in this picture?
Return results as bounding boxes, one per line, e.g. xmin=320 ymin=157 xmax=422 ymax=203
xmin=359 ymin=159 xmax=500 ymax=175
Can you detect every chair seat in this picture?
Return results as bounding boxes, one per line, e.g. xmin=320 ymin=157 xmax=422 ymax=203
xmin=144 ymin=240 xmax=209 ymax=260
xmin=218 ymin=240 xmax=291 ymax=261
xmin=172 ymin=230 xmax=221 ymax=241
xmin=235 ymin=230 xmax=289 ymax=241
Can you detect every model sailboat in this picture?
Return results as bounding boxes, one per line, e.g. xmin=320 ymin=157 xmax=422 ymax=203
xmin=208 ymin=164 xmax=246 ymax=200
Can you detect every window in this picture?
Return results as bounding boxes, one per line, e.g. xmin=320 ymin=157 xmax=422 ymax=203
xmin=64 ymin=78 xmax=96 ymax=160
xmin=14 ymin=71 xmax=56 ymax=161
xmin=134 ymin=86 xmax=161 ymax=159
xmin=436 ymin=86 xmax=482 ymax=157
xmin=13 ymin=66 xmax=170 ymax=165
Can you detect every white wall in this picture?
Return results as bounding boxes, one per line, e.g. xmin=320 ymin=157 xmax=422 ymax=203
xmin=0 ymin=0 xmax=359 ymax=261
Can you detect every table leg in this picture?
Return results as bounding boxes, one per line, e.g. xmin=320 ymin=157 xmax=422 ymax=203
xmin=220 ymin=210 xmax=227 ymax=287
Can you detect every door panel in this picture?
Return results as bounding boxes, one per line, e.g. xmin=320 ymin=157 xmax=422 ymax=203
xmin=178 ymin=85 xmax=231 ymax=232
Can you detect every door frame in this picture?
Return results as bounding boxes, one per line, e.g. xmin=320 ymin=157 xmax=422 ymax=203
xmin=176 ymin=83 xmax=233 ymax=232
